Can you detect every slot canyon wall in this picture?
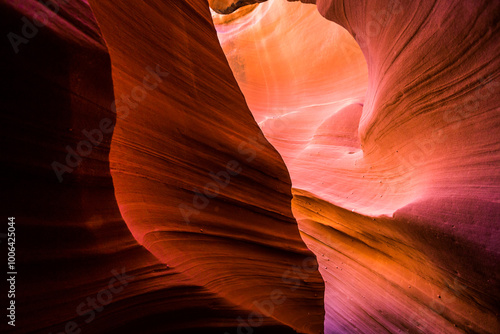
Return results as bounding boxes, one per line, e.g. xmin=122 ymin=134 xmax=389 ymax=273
xmin=1 ymin=0 xmax=498 ymax=334
xmin=2 ymin=0 xmax=323 ymax=333
xmin=213 ymin=0 xmax=500 ymax=333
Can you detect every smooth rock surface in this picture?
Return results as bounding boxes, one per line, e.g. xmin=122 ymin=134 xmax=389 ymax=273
xmin=2 ymin=0 xmax=324 ymax=333
xmin=213 ymin=0 xmax=499 ymax=333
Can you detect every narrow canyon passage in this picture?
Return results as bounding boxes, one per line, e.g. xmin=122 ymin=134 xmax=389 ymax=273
xmin=212 ymin=0 xmax=500 ymax=333
xmin=2 ymin=0 xmax=498 ymax=333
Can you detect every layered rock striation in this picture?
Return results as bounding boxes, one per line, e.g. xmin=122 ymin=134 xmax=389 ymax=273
xmin=2 ymin=0 xmax=324 ymax=333
xmin=213 ymin=0 xmax=500 ymax=333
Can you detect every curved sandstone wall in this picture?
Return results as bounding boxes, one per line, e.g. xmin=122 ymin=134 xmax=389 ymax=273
xmin=3 ymin=0 xmax=498 ymax=333
xmin=213 ymin=0 xmax=499 ymax=333
xmin=3 ymin=0 xmax=324 ymax=333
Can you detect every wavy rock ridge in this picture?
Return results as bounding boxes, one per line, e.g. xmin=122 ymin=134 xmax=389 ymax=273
xmin=213 ymin=0 xmax=499 ymax=333
xmin=2 ymin=0 xmax=499 ymax=333
xmin=3 ymin=0 xmax=323 ymax=333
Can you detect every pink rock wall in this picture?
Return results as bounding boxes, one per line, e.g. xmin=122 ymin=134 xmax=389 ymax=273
xmin=213 ymin=0 xmax=499 ymax=332
xmin=2 ymin=0 xmax=498 ymax=333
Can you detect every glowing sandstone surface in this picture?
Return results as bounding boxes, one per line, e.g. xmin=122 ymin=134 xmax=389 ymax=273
xmin=2 ymin=0 xmax=499 ymax=333
xmin=213 ymin=0 xmax=499 ymax=333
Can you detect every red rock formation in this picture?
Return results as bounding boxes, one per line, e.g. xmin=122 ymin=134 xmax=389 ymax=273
xmin=2 ymin=0 xmax=324 ymax=333
xmin=3 ymin=0 xmax=499 ymax=333
xmin=214 ymin=0 xmax=499 ymax=333
xmin=88 ymin=1 xmax=324 ymax=332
